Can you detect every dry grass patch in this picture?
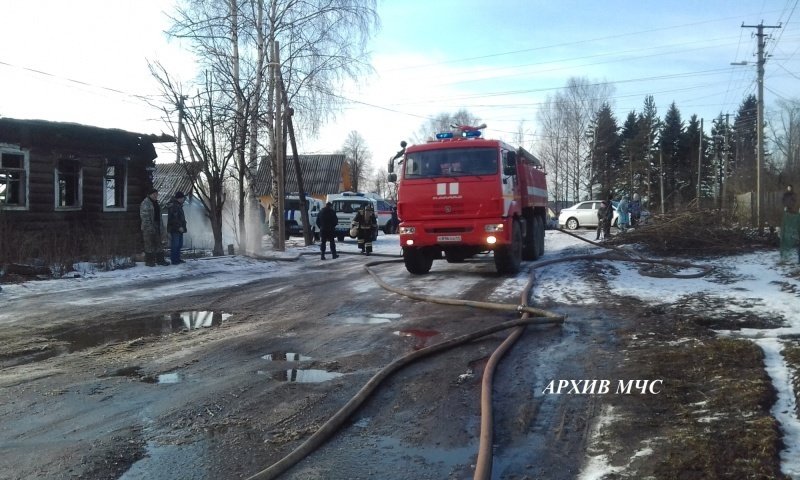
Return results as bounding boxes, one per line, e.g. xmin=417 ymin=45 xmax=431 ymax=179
xmin=609 ymin=313 xmax=787 ymax=479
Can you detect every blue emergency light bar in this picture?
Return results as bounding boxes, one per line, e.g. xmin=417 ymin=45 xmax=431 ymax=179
xmin=462 ymin=129 xmax=481 ymax=138
xmin=435 ymin=129 xmax=482 ymax=140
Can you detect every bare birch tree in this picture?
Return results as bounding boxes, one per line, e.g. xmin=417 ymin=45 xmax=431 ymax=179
xmin=556 ymin=77 xmax=615 ymax=201
xmin=164 ymin=0 xmax=378 ymax=252
xmin=340 ymin=130 xmax=372 ymax=193
xmin=149 ymin=63 xmax=236 ymax=256
xmin=538 ymin=94 xmax=571 ymax=205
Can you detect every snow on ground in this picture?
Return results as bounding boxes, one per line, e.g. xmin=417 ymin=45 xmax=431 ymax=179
xmin=542 ymin=229 xmax=800 ymax=479
xmin=2 ymin=229 xmax=800 ymax=477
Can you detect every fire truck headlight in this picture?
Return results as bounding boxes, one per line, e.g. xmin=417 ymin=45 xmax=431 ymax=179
xmin=399 ymin=226 xmax=416 ymax=235
xmin=484 ymin=224 xmax=504 ymax=233
xmin=486 ymin=236 xmax=497 ymax=244
xmin=405 ymin=239 xmax=415 ymax=246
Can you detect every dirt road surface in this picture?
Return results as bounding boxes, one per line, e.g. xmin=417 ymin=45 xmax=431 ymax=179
xmin=0 ymin=232 xmax=796 ymax=479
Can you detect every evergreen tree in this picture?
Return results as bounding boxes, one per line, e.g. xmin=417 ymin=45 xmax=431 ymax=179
xmin=657 ymin=102 xmax=685 ymax=211
xmin=636 ymin=96 xmax=660 ymax=208
xmin=710 ymin=113 xmax=734 ymax=208
xmin=730 ymin=95 xmax=758 ymax=195
xmin=620 ymin=111 xmax=640 ymax=198
xmin=682 ymin=115 xmax=713 ymax=205
xmin=589 ymin=103 xmax=621 ymax=197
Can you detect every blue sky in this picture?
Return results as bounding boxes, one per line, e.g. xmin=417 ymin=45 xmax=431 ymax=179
xmin=1 ymin=0 xmax=797 ymax=166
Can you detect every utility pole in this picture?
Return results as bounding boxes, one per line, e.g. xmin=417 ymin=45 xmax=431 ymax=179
xmin=659 ymin=150 xmax=665 ymax=214
xmin=722 ymin=113 xmax=729 ymax=209
xmin=697 ymin=118 xmax=703 ymax=205
xmin=274 ymin=41 xmax=285 ymax=251
xmin=742 ymin=22 xmax=780 ymax=229
xmin=175 ymin=95 xmax=188 ymax=164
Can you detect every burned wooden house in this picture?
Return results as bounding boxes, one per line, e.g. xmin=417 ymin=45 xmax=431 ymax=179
xmin=0 ymin=118 xmax=174 ymax=266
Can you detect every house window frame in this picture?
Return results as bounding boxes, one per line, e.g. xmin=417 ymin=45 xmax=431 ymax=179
xmin=103 ymin=157 xmax=128 ymax=211
xmin=54 ymin=158 xmax=83 ymax=211
xmin=0 ymin=144 xmax=29 ymax=211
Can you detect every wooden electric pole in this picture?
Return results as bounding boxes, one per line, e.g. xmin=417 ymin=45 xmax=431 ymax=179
xmin=274 ymin=41 xmax=285 ymax=251
xmin=697 ymin=118 xmax=703 ymax=205
xmin=742 ymin=22 xmax=780 ymax=229
xmin=175 ymin=95 xmax=187 ymax=164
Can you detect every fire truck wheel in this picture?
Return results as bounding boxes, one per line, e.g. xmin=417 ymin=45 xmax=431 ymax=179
xmin=494 ymin=220 xmax=522 ymax=275
xmin=403 ymin=247 xmax=433 ymax=274
xmin=522 ymin=216 xmax=538 ymax=261
xmin=535 ymin=215 xmax=545 ymax=258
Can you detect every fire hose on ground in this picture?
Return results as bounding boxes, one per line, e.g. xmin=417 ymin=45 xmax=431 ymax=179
xmin=245 ymin=230 xmax=712 ymax=480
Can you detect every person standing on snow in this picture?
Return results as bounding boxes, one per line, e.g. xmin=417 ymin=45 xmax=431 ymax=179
xmin=140 ymin=188 xmax=169 ymax=267
xmin=316 ymin=202 xmax=339 ymax=260
xmin=783 ymin=184 xmax=798 ymax=213
xmin=596 ymin=194 xmax=613 ymax=240
xmin=167 ymin=191 xmax=188 ymax=265
xmin=353 ymin=203 xmax=378 ymax=255
xmin=630 ymin=193 xmax=642 ymax=227
xmin=603 ymin=193 xmax=614 ymax=238
xmin=617 ymin=195 xmax=630 ymax=232
xmin=780 ymin=184 xmax=800 ymax=263
xmin=389 ymin=206 xmax=399 ymax=234
xmin=596 ymin=198 xmax=609 ymax=241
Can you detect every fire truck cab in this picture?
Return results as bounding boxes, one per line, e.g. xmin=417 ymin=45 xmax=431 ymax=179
xmin=388 ymin=126 xmax=548 ymax=275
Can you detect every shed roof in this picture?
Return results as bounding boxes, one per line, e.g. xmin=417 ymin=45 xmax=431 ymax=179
xmin=253 ymin=154 xmax=346 ymax=196
xmin=154 ymin=162 xmax=202 ymax=200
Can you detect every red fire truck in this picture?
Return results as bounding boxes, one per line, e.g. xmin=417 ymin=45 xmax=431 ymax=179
xmin=387 ymin=125 xmax=548 ymax=275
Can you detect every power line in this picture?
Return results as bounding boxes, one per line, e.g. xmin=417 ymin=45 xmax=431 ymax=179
xmin=0 ymin=59 xmax=158 ymax=105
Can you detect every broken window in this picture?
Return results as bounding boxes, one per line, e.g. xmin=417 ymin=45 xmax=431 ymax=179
xmin=104 ymin=158 xmax=127 ymax=210
xmin=0 ymin=148 xmax=27 ymax=209
xmin=56 ymin=158 xmax=82 ymax=209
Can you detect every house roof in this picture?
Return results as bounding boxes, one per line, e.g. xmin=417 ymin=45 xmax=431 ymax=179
xmin=253 ymin=154 xmax=346 ymax=197
xmin=154 ymin=162 xmax=202 ymax=200
xmin=0 ymin=117 xmax=174 ymax=159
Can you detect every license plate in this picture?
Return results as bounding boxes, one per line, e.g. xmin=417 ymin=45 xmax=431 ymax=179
xmin=437 ymin=235 xmax=462 ymax=242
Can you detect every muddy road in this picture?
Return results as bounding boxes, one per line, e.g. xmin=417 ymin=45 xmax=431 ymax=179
xmin=0 ymin=244 xmax=626 ymax=480
xmin=1 ymin=234 xmax=793 ymax=479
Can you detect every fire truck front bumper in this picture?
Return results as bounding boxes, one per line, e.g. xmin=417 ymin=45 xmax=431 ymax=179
xmin=398 ymin=220 xmax=509 ymax=249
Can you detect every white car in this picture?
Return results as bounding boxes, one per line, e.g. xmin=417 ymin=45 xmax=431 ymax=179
xmin=283 ymin=195 xmax=323 ymax=239
xmin=558 ymin=200 xmax=619 ymax=230
xmin=375 ymin=199 xmax=395 ymax=234
xmin=325 ymin=192 xmax=379 ymax=242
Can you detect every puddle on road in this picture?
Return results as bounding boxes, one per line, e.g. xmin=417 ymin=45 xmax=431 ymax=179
xmin=258 ymin=369 xmax=344 ymax=383
xmin=140 ymin=371 xmax=182 ymax=384
xmin=261 ymin=352 xmax=312 ymax=362
xmin=50 ymin=310 xmax=231 ymax=353
xmin=394 ymin=329 xmax=440 ymax=350
xmin=341 ymin=313 xmax=403 ymax=325
xmin=157 ymin=373 xmax=181 ymax=384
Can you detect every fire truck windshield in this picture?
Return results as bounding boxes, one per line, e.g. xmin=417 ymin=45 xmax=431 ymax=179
xmin=404 ymin=148 xmax=497 ymax=178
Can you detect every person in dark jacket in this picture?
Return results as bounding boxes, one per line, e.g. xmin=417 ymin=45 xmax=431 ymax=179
xmin=167 ymin=191 xmax=188 ymax=264
xmin=353 ymin=203 xmax=378 ymax=254
xmin=389 ymin=207 xmax=399 ymax=234
xmin=140 ymin=188 xmax=169 ymax=266
xmin=595 ymin=194 xmax=614 ymax=240
xmin=603 ymin=193 xmax=614 ymax=238
xmin=783 ymin=184 xmax=798 ymax=213
xmin=629 ymin=193 xmax=642 ymax=227
xmin=316 ymin=202 xmax=339 ymax=260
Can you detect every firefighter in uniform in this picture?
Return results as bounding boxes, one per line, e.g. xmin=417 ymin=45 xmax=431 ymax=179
xmin=353 ymin=203 xmax=378 ymax=255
